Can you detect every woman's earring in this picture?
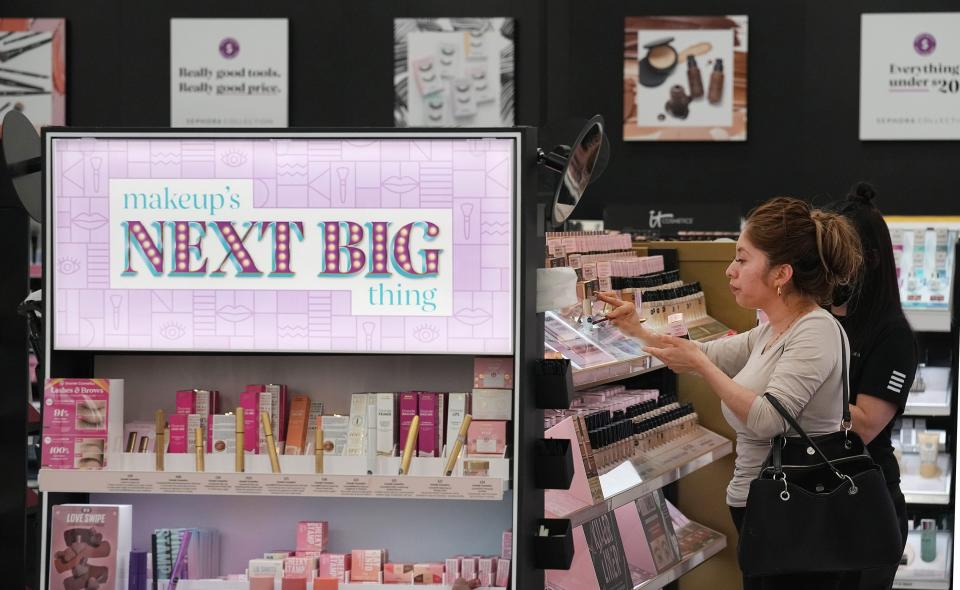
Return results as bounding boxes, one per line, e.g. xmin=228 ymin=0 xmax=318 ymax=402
xmin=777 ymin=285 xmax=782 ymax=297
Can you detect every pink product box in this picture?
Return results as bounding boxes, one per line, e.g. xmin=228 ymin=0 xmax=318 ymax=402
xmin=443 ymin=558 xmax=461 ymax=585
xmin=496 ymin=558 xmax=511 ymax=587
xmin=417 ymin=392 xmax=439 ymax=458
xmin=478 ymin=557 xmax=498 ymax=587
xmin=460 ymin=557 xmax=477 ymax=581
xmin=473 ymin=357 xmax=514 ymax=389
xmin=49 ymin=504 xmax=132 ymax=590
xmin=167 ymin=414 xmax=188 ymax=453
xmin=296 ymin=521 xmax=328 ymax=553
xmin=383 ymin=563 xmax=414 ymax=584
xmin=283 ymin=557 xmax=317 ymax=579
xmin=317 ymin=553 xmax=351 ymax=582
xmin=501 ymin=530 xmax=512 ymax=560
xmin=240 ymin=390 xmax=261 ymax=453
xmin=467 ymin=420 xmax=507 ymax=457
xmin=399 ymin=392 xmax=419 ymax=450
xmin=350 ymin=549 xmax=385 ymax=582
xmin=412 ymin=563 xmax=444 ymax=584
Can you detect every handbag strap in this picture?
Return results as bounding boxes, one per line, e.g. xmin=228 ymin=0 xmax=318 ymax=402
xmin=765 ymin=394 xmax=839 ymax=472
xmin=837 ymin=319 xmax=851 ymax=426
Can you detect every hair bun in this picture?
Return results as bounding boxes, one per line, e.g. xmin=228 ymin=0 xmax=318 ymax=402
xmin=849 ymin=182 xmax=877 ymax=205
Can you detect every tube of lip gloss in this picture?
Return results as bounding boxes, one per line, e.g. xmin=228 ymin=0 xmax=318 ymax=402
xmin=444 ymin=414 xmax=473 ymax=476
xmin=315 ymin=418 xmax=324 ymax=474
xmin=155 ymin=410 xmax=165 ymax=472
xmin=261 ymin=411 xmax=281 ymax=473
xmin=399 ymin=415 xmax=420 ymax=475
xmin=235 ymin=407 xmax=245 ymax=473
xmin=194 ymin=427 xmax=205 ymax=472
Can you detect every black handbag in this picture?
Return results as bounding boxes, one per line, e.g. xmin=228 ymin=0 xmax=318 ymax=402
xmin=737 ymin=324 xmax=903 ymax=577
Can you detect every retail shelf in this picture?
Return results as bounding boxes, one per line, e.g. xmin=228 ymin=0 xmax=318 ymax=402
xmin=633 ymin=522 xmax=726 ymax=590
xmin=161 ymin=583 xmax=501 ymax=590
xmin=900 ymin=453 xmax=953 ymax=505
xmin=904 ymin=367 xmax=952 ymax=416
xmin=38 ymin=454 xmax=510 ymax=501
xmin=904 ymin=308 xmax=951 ymax=333
xmin=546 ymin=426 xmax=732 ymax=527
xmin=893 ymin=530 xmax=952 ymax=590
xmin=573 ymin=355 xmax=665 ymax=391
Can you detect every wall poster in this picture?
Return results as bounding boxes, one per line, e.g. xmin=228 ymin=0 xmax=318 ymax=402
xmin=0 ymin=18 xmax=65 ymax=129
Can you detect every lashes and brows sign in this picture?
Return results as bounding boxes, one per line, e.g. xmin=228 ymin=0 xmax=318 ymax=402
xmin=108 ymin=179 xmax=453 ymax=316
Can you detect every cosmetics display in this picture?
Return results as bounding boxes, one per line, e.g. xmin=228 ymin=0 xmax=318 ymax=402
xmin=49 ymin=504 xmax=132 ymax=590
xmin=894 ymin=523 xmax=954 ymax=588
xmin=889 ymin=223 xmax=958 ymax=310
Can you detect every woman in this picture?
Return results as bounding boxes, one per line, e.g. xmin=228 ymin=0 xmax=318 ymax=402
xmin=598 ymin=196 xmax=862 ymax=589
xmin=831 ymin=183 xmax=916 ymax=590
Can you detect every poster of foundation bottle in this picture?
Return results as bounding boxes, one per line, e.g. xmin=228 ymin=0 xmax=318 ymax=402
xmin=623 ymin=16 xmax=748 ymax=141
xmin=394 ymin=17 xmax=515 ymax=127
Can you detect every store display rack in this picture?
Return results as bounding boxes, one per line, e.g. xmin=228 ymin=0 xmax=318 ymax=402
xmin=893 ymin=530 xmax=953 ymax=590
xmin=633 ymin=522 xmax=726 ymax=590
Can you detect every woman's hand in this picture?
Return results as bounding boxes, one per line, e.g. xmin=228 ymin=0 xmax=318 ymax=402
xmin=643 ymin=335 xmax=710 ymax=376
xmin=596 ymin=292 xmax=651 ymax=339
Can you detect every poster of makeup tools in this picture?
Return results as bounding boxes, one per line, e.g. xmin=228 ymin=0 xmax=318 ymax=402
xmin=394 ymin=18 xmax=515 ymax=127
xmin=860 ymin=13 xmax=960 ymax=140
xmin=623 ymin=16 xmax=747 ymax=141
xmin=170 ymin=19 xmax=288 ymax=127
xmin=0 ymin=18 xmax=65 ymax=129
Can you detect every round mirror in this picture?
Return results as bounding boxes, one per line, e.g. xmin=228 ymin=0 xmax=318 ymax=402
xmin=1 ymin=110 xmax=42 ymax=221
xmin=541 ymin=114 xmax=605 ymax=225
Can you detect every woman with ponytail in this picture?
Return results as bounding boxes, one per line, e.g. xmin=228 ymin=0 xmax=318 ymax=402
xmin=831 ymin=183 xmax=916 ymax=590
xmin=599 ymin=196 xmax=863 ymax=589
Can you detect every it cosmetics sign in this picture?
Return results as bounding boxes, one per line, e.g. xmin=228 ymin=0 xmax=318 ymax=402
xmin=860 ymin=13 xmax=960 ymax=140
xmin=108 ymin=179 xmax=453 ymax=316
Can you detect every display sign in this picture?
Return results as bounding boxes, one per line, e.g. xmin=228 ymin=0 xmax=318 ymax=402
xmin=860 ymin=13 xmax=960 ymax=140
xmin=0 ymin=18 xmax=65 ymax=129
xmin=170 ymin=19 xmax=288 ymax=127
xmin=47 ymin=134 xmax=517 ymax=353
xmin=582 ymin=512 xmax=634 ymax=590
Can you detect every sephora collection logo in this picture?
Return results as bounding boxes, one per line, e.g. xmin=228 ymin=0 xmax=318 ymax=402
xmin=219 ymin=37 xmax=240 ymax=59
xmin=914 ymin=33 xmax=936 ymax=56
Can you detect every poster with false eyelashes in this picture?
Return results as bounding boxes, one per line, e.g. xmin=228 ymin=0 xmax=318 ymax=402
xmin=623 ymin=16 xmax=747 ymax=141
xmin=0 ymin=19 xmax=66 ymax=130
xmin=394 ymin=18 xmax=515 ymax=127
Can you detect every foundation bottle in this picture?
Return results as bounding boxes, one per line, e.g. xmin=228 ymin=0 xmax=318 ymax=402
xmin=708 ymin=58 xmax=724 ymax=105
xmin=687 ymin=55 xmax=704 ymax=99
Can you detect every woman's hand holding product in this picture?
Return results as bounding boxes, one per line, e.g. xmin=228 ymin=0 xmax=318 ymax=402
xmin=596 ymin=292 xmax=708 ymax=374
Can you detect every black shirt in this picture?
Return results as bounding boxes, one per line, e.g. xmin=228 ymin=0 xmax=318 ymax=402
xmin=837 ymin=314 xmax=917 ymax=486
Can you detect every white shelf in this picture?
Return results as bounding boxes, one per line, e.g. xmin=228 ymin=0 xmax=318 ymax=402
xmin=904 ymin=367 xmax=952 ymax=416
xmin=905 ymin=308 xmax=951 ymax=333
xmin=546 ymin=426 xmax=732 ymax=527
xmin=900 ymin=453 xmax=953 ymax=505
xmin=166 ymin=582 xmax=501 ymax=590
xmin=634 ymin=523 xmax=726 ymax=590
xmin=573 ymin=355 xmax=664 ymax=391
xmin=39 ymin=454 xmax=510 ymax=501
xmin=893 ymin=530 xmax=952 ymax=589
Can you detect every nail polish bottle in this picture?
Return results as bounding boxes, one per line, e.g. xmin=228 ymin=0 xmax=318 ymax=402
xmin=708 ymin=58 xmax=725 ymax=105
xmin=687 ymin=55 xmax=704 ymax=99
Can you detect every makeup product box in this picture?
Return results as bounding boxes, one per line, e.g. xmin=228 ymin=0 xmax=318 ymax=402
xmin=399 ymin=392 xmax=419 ymax=451
xmin=383 ymin=563 xmax=415 ymax=584
xmin=463 ymin=459 xmax=490 ymax=476
xmin=296 ymin=521 xmax=328 ymax=553
xmin=472 ymin=389 xmax=513 ymax=420
xmin=321 ymin=415 xmax=349 ymax=456
xmin=240 ymin=389 xmax=262 ymax=454
xmin=304 ymin=400 xmax=325 ymax=454
xmin=249 ymin=577 xmax=276 ymax=590
xmin=210 ymin=414 xmax=236 ymax=454
xmin=350 ymin=550 xmax=385 ymax=582
xmin=501 ymin=530 xmax=513 ymax=560
xmin=249 ymin=558 xmax=285 ymax=578
xmin=495 ymin=558 xmax=511 ymax=587
xmin=49 ymin=504 xmax=132 ymax=590
xmin=376 ymin=393 xmax=399 ymax=456
xmin=284 ymin=557 xmax=318 ymax=578
xmin=443 ymin=558 xmax=461 ymax=585
xmin=418 ymin=392 xmax=440 ymax=457
xmin=460 ymin=557 xmax=477 ymax=581
xmin=412 ymin=563 xmax=444 ymax=584
xmin=167 ymin=414 xmax=188 ymax=453
xmin=445 ymin=393 xmax=471 ymax=456
xmin=43 ymin=378 xmax=124 ymax=469
xmin=312 ymin=579 xmax=339 ymax=590
xmin=467 ymin=420 xmax=508 ymax=456
xmin=345 ymin=393 xmax=370 ymax=456
xmin=284 ymin=396 xmax=311 ymax=455
xmin=317 ymin=553 xmax=351 ymax=582
xmin=478 ymin=557 xmax=498 ymax=586
xmin=281 ymin=578 xmax=308 ymax=590
xmin=248 ymin=384 xmax=288 ymax=452
xmin=265 ymin=551 xmax=295 ymax=559
xmin=474 ymin=357 xmax=514 ymax=389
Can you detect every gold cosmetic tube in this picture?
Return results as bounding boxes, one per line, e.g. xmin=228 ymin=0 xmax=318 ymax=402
xmin=315 ymin=418 xmax=324 ymax=474
xmin=261 ymin=410 xmax=281 ymax=473
xmin=444 ymin=414 xmax=473 ymax=476
xmin=195 ymin=427 xmax=205 ymax=472
xmin=155 ymin=410 xmax=165 ymax=472
xmin=399 ymin=415 xmax=421 ymax=475
xmin=235 ymin=407 xmax=245 ymax=473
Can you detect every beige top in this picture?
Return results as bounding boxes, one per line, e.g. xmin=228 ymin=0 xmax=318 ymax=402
xmin=697 ymin=307 xmax=848 ymax=507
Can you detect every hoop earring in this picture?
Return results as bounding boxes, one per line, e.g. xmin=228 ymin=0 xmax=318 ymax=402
xmin=777 ymin=285 xmax=782 ymax=297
